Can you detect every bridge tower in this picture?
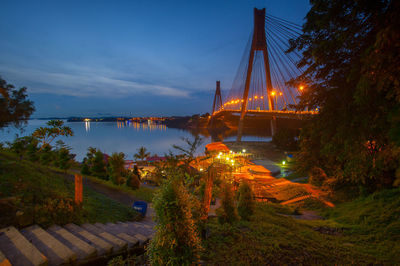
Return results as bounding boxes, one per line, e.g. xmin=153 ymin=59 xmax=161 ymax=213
xmin=209 ymin=81 xmax=223 ymax=128
xmin=212 ymin=81 xmax=223 ymax=115
xmin=237 ymin=8 xmax=276 ymax=141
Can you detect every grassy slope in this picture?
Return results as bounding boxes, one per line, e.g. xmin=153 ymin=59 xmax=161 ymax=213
xmin=84 ymin=175 xmax=155 ymax=203
xmin=0 ymin=150 xmax=137 ymax=228
xmin=203 ymin=188 xmax=400 ymax=265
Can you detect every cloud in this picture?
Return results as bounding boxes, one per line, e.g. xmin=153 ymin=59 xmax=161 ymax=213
xmin=0 ymin=63 xmax=190 ymax=98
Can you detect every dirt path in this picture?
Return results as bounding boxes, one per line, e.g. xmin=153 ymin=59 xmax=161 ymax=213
xmin=55 ymin=170 xmax=140 ymax=207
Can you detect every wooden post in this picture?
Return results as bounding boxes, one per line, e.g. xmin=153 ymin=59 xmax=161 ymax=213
xmin=75 ymin=174 xmax=83 ymax=206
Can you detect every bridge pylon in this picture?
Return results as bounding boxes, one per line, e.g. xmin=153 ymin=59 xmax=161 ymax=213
xmin=212 ymin=81 xmax=223 ymax=115
xmin=209 ymin=81 xmax=223 ymax=128
xmin=237 ymin=8 xmax=277 ymax=141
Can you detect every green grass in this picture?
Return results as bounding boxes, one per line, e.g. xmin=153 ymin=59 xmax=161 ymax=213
xmin=202 ymin=189 xmax=400 ymax=264
xmin=0 ymin=150 xmax=138 ymax=228
xmin=84 ymin=175 xmax=156 ymax=203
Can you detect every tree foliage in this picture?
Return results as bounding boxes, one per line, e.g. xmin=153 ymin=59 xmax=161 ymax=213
xmin=290 ymin=0 xmax=400 ymax=191
xmin=217 ymin=182 xmax=238 ymax=224
xmin=237 ymin=181 xmax=254 ymax=220
xmin=134 ymin=146 xmax=150 ymax=164
xmin=32 ymin=120 xmax=73 ymax=149
xmin=0 ymin=77 xmax=35 ymax=129
xmin=108 ymin=152 xmax=126 ymax=185
xmin=148 ymin=178 xmax=202 ymax=265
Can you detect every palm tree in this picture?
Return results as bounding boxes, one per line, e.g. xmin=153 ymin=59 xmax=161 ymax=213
xmin=134 ymin=146 xmax=150 ymax=165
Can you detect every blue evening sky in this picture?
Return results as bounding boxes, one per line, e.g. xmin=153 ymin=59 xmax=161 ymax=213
xmin=0 ymin=0 xmax=310 ymax=117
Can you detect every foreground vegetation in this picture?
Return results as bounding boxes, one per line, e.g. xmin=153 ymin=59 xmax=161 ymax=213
xmin=203 ymin=188 xmax=400 ymax=264
xmin=0 ymin=150 xmax=138 ymax=228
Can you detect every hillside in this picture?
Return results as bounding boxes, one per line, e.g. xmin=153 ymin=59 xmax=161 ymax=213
xmin=203 ymin=188 xmax=400 ymax=264
xmin=0 ymin=150 xmax=138 ymax=228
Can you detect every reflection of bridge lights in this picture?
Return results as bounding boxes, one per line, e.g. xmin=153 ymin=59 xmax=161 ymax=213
xmin=279 ymin=92 xmax=283 ymax=96
xmin=261 ymin=96 xmax=264 ymax=99
xmin=249 ymin=98 xmax=252 ymax=101
xmin=299 ymin=85 xmax=304 ymax=91
xmin=254 ymin=96 xmax=258 ymax=99
xmin=271 ymin=91 xmax=276 ymax=96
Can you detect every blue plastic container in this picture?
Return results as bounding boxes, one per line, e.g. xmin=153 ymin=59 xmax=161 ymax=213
xmin=132 ymin=201 xmax=148 ymax=217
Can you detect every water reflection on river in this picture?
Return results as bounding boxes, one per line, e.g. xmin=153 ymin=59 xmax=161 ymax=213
xmin=0 ymin=119 xmax=271 ymax=162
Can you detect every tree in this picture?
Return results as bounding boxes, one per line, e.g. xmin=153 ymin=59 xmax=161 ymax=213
xmin=40 ymin=144 xmax=53 ymax=166
xmin=134 ymin=146 xmax=150 ymax=165
xmin=237 ymin=181 xmax=254 ymax=220
xmin=91 ymin=150 xmax=107 ymax=179
xmin=108 ymin=152 xmax=126 ymax=185
xmin=0 ymin=77 xmax=35 ymax=129
xmin=216 ymin=182 xmax=238 ymax=224
xmin=290 ymin=0 xmax=400 ymax=192
xmin=148 ymin=178 xmax=202 ymax=265
xmin=172 ymin=135 xmax=203 ymax=168
xmin=33 ymin=120 xmax=73 ymax=150
xmin=9 ymin=136 xmax=37 ymax=160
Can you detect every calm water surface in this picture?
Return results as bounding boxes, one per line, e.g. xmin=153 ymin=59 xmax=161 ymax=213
xmin=0 ymin=120 xmax=271 ymax=162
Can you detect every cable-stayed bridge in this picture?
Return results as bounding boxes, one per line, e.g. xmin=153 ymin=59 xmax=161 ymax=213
xmin=210 ymin=8 xmax=316 ymax=141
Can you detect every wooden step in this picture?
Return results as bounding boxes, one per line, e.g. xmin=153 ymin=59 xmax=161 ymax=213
xmin=0 ymin=249 xmax=11 ymax=266
xmin=115 ymin=222 xmax=150 ymax=243
xmin=93 ymin=223 xmax=138 ymax=248
xmin=0 ymin=226 xmax=47 ymax=266
xmin=126 ymin=222 xmax=154 ymax=237
xmin=80 ymin=224 xmax=127 ymax=253
xmin=64 ymin=224 xmax=112 ymax=256
xmin=21 ymin=225 xmax=76 ymax=266
xmin=47 ymin=225 xmax=97 ymax=262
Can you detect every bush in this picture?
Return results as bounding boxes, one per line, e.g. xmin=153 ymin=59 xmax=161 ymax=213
xmin=40 ymin=144 xmax=53 ymax=165
xmin=81 ymin=162 xmax=91 ymax=175
xmin=309 ymin=167 xmax=328 ymax=187
xmin=127 ymin=172 xmax=140 ymax=190
xmin=237 ymin=181 xmax=254 ymax=220
xmin=217 ymin=182 xmax=238 ymax=224
xmin=148 ymin=178 xmax=202 ymax=265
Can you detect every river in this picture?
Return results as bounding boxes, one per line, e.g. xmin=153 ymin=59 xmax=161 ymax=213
xmin=0 ymin=119 xmax=271 ymax=162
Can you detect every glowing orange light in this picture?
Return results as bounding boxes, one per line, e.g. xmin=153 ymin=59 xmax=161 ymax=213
xmin=299 ymin=85 xmax=304 ymax=91
xmin=249 ymin=98 xmax=252 ymax=101
xmin=261 ymin=96 xmax=264 ymax=99
xmin=271 ymin=91 xmax=276 ymax=96
xmin=279 ymin=92 xmax=283 ymax=96
xmin=254 ymin=96 xmax=258 ymax=99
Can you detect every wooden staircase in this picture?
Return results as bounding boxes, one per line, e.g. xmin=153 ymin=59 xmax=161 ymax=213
xmin=0 ymin=220 xmax=155 ymax=265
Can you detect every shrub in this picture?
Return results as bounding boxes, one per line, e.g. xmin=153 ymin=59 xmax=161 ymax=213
xmin=217 ymin=182 xmax=238 ymax=224
xmin=127 ymin=172 xmax=140 ymax=190
xmin=81 ymin=162 xmax=91 ymax=175
xmin=309 ymin=167 xmax=328 ymax=187
xmin=237 ymin=181 xmax=254 ymax=220
xmin=148 ymin=178 xmax=202 ymax=265
xmin=40 ymin=144 xmax=53 ymax=165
